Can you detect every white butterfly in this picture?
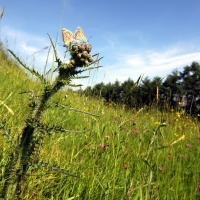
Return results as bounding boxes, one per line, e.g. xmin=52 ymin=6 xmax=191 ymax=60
xmin=74 ymin=26 xmax=88 ymax=44
xmin=62 ymin=28 xmax=73 ymax=48
xmin=62 ymin=26 xmax=88 ymax=49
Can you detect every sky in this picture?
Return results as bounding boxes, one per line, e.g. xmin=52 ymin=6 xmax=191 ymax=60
xmin=1 ymin=0 xmax=200 ymax=88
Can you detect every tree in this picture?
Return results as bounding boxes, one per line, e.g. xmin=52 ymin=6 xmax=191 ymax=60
xmin=179 ymin=62 xmax=200 ymax=113
xmin=162 ymin=69 xmax=181 ymax=108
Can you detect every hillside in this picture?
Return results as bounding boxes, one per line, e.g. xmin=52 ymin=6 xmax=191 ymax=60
xmin=0 ymin=44 xmax=200 ymax=199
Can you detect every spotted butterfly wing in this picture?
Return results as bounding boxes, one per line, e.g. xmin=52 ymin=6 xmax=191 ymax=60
xmin=62 ymin=28 xmax=73 ymax=48
xmin=74 ymin=26 xmax=88 ymax=44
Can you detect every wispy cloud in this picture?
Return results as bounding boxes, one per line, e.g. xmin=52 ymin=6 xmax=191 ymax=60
xmin=1 ymin=26 xmax=66 ymax=72
xmin=2 ymin=26 xmax=200 ymax=89
xmin=100 ymin=42 xmax=200 ymax=84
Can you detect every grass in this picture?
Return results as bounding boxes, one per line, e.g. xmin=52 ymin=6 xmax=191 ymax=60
xmin=0 ymin=44 xmax=200 ymax=200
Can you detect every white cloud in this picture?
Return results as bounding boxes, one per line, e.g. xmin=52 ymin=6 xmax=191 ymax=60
xmin=100 ymin=43 xmax=200 ymax=84
xmin=0 ymin=26 xmax=67 ymax=73
xmin=1 ymin=26 xmax=200 ymax=89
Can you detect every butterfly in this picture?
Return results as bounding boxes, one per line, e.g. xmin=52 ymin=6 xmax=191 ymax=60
xmin=74 ymin=26 xmax=88 ymax=45
xmin=62 ymin=26 xmax=88 ymax=49
xmin=62 ymin=28 xmax=73 ymax=48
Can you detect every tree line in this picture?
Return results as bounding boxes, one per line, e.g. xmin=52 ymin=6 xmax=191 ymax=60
xmin=83 ymin=62 xmax=200 ymax=115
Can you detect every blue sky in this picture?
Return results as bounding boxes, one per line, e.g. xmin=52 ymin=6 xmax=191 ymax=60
xmin=1 ymin=0 xmax=200 ymax=88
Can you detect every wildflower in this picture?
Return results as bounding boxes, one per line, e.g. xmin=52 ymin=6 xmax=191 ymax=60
xmin=198 ymin=185 xmax=200 ymax=190
xmin=154 ymin=121 xmax=160 ymax=125
xmin=186 ymin=143 xmax=191 ymax=148
xmin=174 ymin=133 xmax=179 ymax=137
xmin=158 ymin=166 xmax=163 ymax=171
xmin=177 ymin=126 xmax=182 ymax=130
xmin=99 ymin=143 xmax=105 ymax=149
xmin=176 ymin=112 xmax=181 ymax=118
xmin=133 ymin=128 xmax=139 ymax=134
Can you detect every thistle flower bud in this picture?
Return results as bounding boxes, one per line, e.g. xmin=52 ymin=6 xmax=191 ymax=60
xmin=70 ymin=50 xmax=79 ymax=58
xmin=78 ymin=44 xmax=85 ymax=51
xmin=84 ymin=59 xmax=89 ymax=65
xmin=77 ymin=53 xmax=82 ymax=58
xmin=80 ymin=58 xmax=85 ymax=63
xmin=72 ymin=45 xmax=79 ymax=51
xmin=88 ymin=55 xmax=93 ymax=62
xmin=85 ymin=44 xmax=92 ymax=53
xmin=69 ymin=43 xmax=93 ymax=67
xmin=70 ymin=59 xmax=75 ymax=65
xmin=81 ymin=51 xmax=89 ymax=58
xmin=63 ymin=63 xmax=74 ymax=69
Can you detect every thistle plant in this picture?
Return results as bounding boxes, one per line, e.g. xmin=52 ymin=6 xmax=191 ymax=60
xmin=0 ymin=34 xmax=102 ymax=199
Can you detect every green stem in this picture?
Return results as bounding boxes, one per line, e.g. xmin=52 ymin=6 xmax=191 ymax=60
xmin=3 ymin=78 xmax=66 ymax=199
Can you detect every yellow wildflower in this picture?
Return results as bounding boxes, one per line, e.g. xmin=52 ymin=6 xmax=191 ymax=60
xmin=178 ymin=126 xmax=182 ymax=130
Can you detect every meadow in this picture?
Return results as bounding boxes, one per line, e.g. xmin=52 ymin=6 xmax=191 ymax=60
xmin=0 ymin=43 xmax=200 ymax=200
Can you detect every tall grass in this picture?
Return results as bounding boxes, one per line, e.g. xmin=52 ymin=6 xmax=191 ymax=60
xmin=0 ymin=42 xmax=200 ymax=199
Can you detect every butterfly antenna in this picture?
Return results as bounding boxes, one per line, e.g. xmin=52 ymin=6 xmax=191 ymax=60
xmin=87 ymin=36 xmax=92 ymax=43
xmin=58 ymin=43 xmax=65 ymax=47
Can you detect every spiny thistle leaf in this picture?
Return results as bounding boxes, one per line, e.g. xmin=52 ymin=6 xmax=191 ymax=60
xmin=69 ymin=107 xmax=101 ymax=117
xmin=7 ymin=49 xmax=47 ymax=84
xmin=75 ymin=65 xmax=102 ymax=75
xmin=0 ymin=120 xmax=16 ymax=147
xmin=49 ymin=102 xmax=101 ymax=118
xmin=47 ymin=33 xmax=61 ymax=65
xmin=28 ymin=162 xmax=79 ymax=177
xmin=25 ymin=118 xmax=89 ymax=134
xmin=71 ymin=75 xmax=90 ymax=79
xmin=68 ymin=83 xmax=83 ymax=87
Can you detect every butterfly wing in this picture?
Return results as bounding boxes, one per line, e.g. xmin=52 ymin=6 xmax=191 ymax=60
xmin=74 ymin=26 xmax=88 ymax=44
xmin=62 ymin=28 xmax=73 ymax=47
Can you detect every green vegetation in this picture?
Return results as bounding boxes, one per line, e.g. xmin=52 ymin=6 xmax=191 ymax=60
xmin=0 ymin=41 xmax=200 ymax=200
xmin=86 ymin=62 xmax=200 ymax=117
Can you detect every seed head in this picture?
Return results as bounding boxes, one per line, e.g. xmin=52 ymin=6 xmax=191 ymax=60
xmin=78 ymin=44 xmax=85 ymax=51
xmin=85 ymin=44 xmax=92 ymax=53
xmin=88 ymin=56 xmax=93 ymax=62
xmin=77 ymin=53 xmax=82 ymax=58
xmin=81 ymin=51 xmax=89 ymax=58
